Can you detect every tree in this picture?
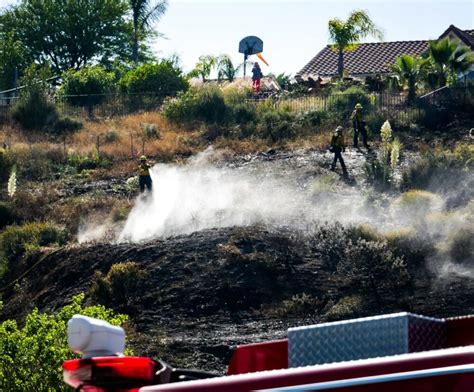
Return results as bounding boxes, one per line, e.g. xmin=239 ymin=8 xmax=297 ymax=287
xmin=188 ymin=55 xmax=218 ymax=82
xmin=328 ymin=9 xmax=384 ymax=78
xmin=391 ymin=54 xmax=425 ymax=103
xmin=129 ymin=0 xmax=168 ymax=63
xmin=0 ymin=294 xmax=128 ymax=392
xmin=10 ymin=64 xmax=58 ymax=130
xmin=119 ymin=60 xmax=188 ymax=94
xmin=1 ymin=0 xmax=129 ymax=74
xmin=0 ymin=32 xmax=29 ymax=91
xmin=216 ymin=55 xmax=240 ymax=82
xmin=427 ymin=37 xmax=474 ymax=87
xmin=59 ymin=66 xmax=116 ymax=106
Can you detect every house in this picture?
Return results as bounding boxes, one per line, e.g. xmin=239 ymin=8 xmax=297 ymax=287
xmin=296 ymin=25 xmax=474 ymax=83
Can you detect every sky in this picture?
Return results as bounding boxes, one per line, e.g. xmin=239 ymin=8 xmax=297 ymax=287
xmin=1 ymin=0 xmax=473 ymax=76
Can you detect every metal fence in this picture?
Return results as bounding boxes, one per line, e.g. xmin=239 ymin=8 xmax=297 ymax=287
xmin=1 ymin=86 xmax=472 ymax=126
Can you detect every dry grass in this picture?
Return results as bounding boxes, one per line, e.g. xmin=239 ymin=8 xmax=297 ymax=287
xmin=70 ymin=112 xmax=202 ymax=159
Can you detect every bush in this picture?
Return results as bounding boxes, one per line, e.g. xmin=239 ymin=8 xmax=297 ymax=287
xmin=67 ymin=150 xmax=110 ymax=173
xmin=402 ymin=144 xmax=474 ymax=191
xmin=90 ymin=262 xmax=146 ymax=309
xmin=384 ymin=228 xmax=433 ymax=271
xmin=193 ymin=85 xmax=227 ymax=123
xmin=298 ymin=109 xmax=328 ymax=128
xmin=0 ymin=294 xmax=128 ymax=392
xmin=4 ymin=146 xmax=56 ymax=181
xmin=104 ymin=129 xmax=120 ymax=144
xmin=337 ymin=239 xmax=410 ymax=303
xmin=53 ymin=116 xmax=83 ymax=134
xmin=326 ymin=86 xmax=372 ymax=120
xmin=447 ymin=228 xmax=473 ymax=265
xmin=0 ymin=222 xmax=69 ymax=278
xmin=119 ymin=60 xmax=188 ymax=96
xmin=10 ymin=65 xmax=58 ymax=130
xmin=390 ymin=190 xmax=443 ymax=225
xmin=276 ymin=293 xmax=321 ymax=317
xmin=0 ymin=202 xmax=15 ymax=229
xmin=256 ymin=109 xmax=298 ymax=142
xmin=141 ymin=123 xmax=161 ymax=139
xmin=11 ymin=90 xmax=58 ymax=130
xmin=310 ymin=223 xmax=353 ymax=271
xmin=162 ymin=86 xmax=228 ymax=124
xmin=230 ymin=102 xmax=257 ymax=124
xmin=325 ymin=294 xmax=365 ymax=321
xmin=59 ymin=66 xmax=115 ymax=106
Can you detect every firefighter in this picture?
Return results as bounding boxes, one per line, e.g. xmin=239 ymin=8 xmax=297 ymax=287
xmin=138 ymin=155 xmax=152 ymax=193
xmin=351 ymin=103 xmax=369 ymax=148
xmin=330 ymin=126 xmax=348 ymax=177
xmin=251 ymin=62 xmax=263 ymax=93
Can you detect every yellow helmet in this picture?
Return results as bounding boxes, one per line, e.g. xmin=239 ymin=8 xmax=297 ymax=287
xmin=140 ymin=155 xmax=147 ymax=161
xmin=355 ymin=103 xmax=363 ymax=109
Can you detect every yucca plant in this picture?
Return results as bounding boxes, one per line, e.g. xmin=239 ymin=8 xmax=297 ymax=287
xmin=7 ymin=165 xmax=17 ymax=199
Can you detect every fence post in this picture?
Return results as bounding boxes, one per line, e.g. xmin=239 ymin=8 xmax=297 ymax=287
xmin=96 ymin=135 xmax=100 ymax=156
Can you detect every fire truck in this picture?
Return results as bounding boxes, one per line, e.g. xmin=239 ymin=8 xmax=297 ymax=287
xmin=62 ymin=312 xmax=474 ymax=391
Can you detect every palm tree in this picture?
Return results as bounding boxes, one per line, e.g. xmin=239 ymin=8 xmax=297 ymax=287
xmin=129 ymin=0 xmax=168 ymax=63
xmin=428 ymin=37 xmax=474 ymax=87
xmin=328 ymin=10 xmax=384 ymax=78
xmin=391 ymin=54 xmax=425 ymax=104
xmin=216 ymin=55 xmax=240 ymax=82
xmin=188 ymin=55 xmax=218 ymax=82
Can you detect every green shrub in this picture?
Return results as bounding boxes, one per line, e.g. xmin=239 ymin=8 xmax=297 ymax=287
xmin=298 ymin=109 xmax=328 ymax=127
xmin=402 ymin=144 xmax=474 ymax=191
xmin=53 ymin=116 xmax=83 ymax=134
xmin=10 ymin=65 xmax=58 ymax=130
xmin=141 ymin=123 xmax=161 ymax=139
xmin=256 ymin=109 xmax=298 ymax=142
xmin=0 ymin=294 xmax=128 ymax=392
xmin=0 ymin=202 xmax=15 ymax=229
xmin=67 ymin=151 xmax=110 ymax=173
xmin=390 ymin=190 xmax=443 ymax=224
xmin=276 ymin=293 xmax=321 ymax=317
xmin=90 ymin=262 xmax=146 ymax=308
xmin=5 ymin=146 xmax=55 ymax=181
xmin=310 ymin=223 xmax=353 ymax=271
xmin=325 ymin=294 xmax=365 ymax=321
xmin=364 ymin=111 xmax=385 ymax=137
xmin=59 ymin=66 xmax=115 ymax=106
xmin=104 ymin=129 xmax=120 ymax=144
xmin=447 ymin=228 xmax=473 ymax=265
xmin=326 ymin=86 xmax=372 ymax=120
xmin=230 ymin=102 xmax=257 ymax=124
xmin=384 ymin=228 xmax=433 ymax=271
xmin=0 ymin=147 xmax=13 ymax=183
xmin=119 ymin=60 xmax=188 ymax=95
xmin=162 ymin=86 xmax=228 ymax=124
xmin=193 ymin=85 xmax=227 ymax=123
xmin=11 ymin=90 xmax=58 ymax=130
xmin=337 ymin=239 xmax=410 ymax=303
xmin=0 ymin=222 xmax=69 ymax=278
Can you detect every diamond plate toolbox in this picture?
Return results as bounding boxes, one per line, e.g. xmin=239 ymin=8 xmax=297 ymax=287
xmin=288 ymin=312 xmax=446 ymax=367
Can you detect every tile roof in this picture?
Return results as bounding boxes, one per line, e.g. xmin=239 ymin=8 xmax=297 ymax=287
xmin=439 ymin=25 xmax=474 ymax=49
xmin=296 ymin=40 xmax=429 ymax=79
xmin=297 ymin=26 xmax=474 ymax=80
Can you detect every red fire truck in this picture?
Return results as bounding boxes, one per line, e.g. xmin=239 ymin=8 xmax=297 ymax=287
xmin=62 ymin=312 xmax=474 ymax=391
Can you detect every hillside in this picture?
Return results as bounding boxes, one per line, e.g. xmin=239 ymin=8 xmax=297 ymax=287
xmin=1 ymin=143 xmax=473 ymax=373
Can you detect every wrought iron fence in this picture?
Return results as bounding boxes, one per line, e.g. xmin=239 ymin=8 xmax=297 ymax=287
xmin=1 ymin=86 xmax=472 ymax=127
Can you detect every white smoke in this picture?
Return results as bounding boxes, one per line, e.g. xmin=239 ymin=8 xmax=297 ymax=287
xmin=117 ymin=147 xmax=373 ymax=242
